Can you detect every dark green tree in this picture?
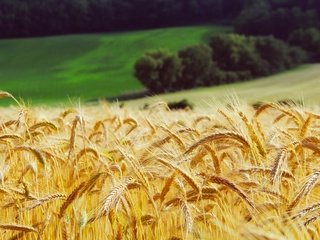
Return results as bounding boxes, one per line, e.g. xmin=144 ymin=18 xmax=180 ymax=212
xmin=209 ymin=34 xmax=260 ymax=75
xmin=134 ymin=50 xmax=182 ymax=93
xmin=255 ymin=36 xmax=306 ymax=73
xmin=289 ymin=28 xmax=320 ymax=61
xmin=209 ymin=33 xmax=306 ymax=78
xmin=178 ymin=44 xmax=215 ymax=88
xmin=235 ymin=1 xmax=319 ymax=39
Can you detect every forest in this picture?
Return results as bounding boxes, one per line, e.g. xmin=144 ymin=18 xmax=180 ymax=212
xmin=0 ymin=0 xmax=242 ymax=37
xmin=0 ymin=0 xmax=319 ymax=38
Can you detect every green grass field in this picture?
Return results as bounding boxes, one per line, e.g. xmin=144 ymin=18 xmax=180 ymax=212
xmin=126 ymin=64 xmax=320 ymax=109
xmin=0 ymin=25 xmax=229 ymax=105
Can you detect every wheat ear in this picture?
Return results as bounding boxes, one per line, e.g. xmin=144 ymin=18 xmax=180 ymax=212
xmin=210 ymin=175 xmax=256 ymax=211
xmin=270 ymin=148 xmax=287 ymax=185
xmin=0 ymin=224 xmax=38 ymax=233
xmin=287 ymin=171 xmax=320 ymax=212
xmin=185 ymin=132 xmax=249 ymax=155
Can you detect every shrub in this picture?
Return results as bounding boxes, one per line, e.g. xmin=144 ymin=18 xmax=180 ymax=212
xmin=167 ymin=99 xmax=193 ymax=110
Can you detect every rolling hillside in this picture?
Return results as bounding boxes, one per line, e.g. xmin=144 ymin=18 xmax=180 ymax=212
xmin=127 ymin=64 xmax=320 ymax=109
xmin=0 ymin=25 xmax=228 ymax=104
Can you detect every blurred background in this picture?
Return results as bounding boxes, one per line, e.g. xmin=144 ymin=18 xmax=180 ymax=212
xmin=0 ymin=0 xmax=319 ymax=106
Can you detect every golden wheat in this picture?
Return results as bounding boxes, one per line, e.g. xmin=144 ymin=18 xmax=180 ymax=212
xmin=0 ymin=93 xmax=319 ymax=239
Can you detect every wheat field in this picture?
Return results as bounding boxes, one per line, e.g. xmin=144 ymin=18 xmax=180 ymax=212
xmin=0 ymin=93 xmax=320 ymax=239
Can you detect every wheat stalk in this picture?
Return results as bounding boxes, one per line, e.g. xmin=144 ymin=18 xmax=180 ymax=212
xmin=59 ymin=182 xmax=86 ymax=218
xmin=156 ymin=157 xmax=201 ymax=193
xmin=300 ymin=115 xmax=313 ymax=138
xmin=291 ymin=202 xmax=320 ymax=221
xmin=158 ymin=172 xmax=176 ymax=203
xmin=0 ymin=91 xmax=21 ymax=106
xmin=0 ymin=134 xmax=22 ymax=142
xmin=239 ymin=111 xmax=266 ymax=157
xmin=13 ymin=146 xmax=45 ymax=166
xmin=185 ymin=132 xmax=250 ymax=155
xmin=23 ymin=193 xmax=67 ymax=211
xmin=179 ymin=199 xmax=193 ymax=234
xmin=210 ymin=175 xmax=256 ymax=211
xmin=287 ymin=171 xmax=320 ymax=212
xmin=254 ymin=103 xmax=273 ymax=118
xmin=90 ymin=178 xmax=134 ymax=222
xmin=203 ymin=144 xmax=221 ymax=175
xmin=28 ymin=122 xmax=58 ymax=133
xmin=76 ymin=147 xmax=99 ymax=161
xmin=270 ymin=148 xmax=287 ymax=186
xmin=193 ymin=116 xmax=211 ymax=128
xmin=68 ymin=116 xmax=81 ymax=160
xmin=0 ymin=224 xmax=38 ymax=233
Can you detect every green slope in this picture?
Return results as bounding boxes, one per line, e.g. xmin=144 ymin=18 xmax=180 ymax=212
xmin=126 ymin=64 xmax=320 ymax=108
xmin=0 ymin=25 xmax=229 ymax=105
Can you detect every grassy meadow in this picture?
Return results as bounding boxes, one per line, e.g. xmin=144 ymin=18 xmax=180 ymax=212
xmin=0 ymin=92 xmax=320 ymax=239
xmin=0 ymin=25 xmax=229 ymax=105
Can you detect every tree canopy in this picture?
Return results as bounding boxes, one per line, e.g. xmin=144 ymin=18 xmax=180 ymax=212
xmin=0 ymin=0 xmax=319 ymax=38
xmin=134 ymin=34 xmax=306 ymax=93
xmin=0 ymin=0 xmax=246 ymax=38
xmin=235 ymin=0 xmax=320 ymax=39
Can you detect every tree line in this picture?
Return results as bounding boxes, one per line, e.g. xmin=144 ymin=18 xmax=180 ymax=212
xmin=134 ymin=34 xmax=307 ymax=93
xmin=134 ymin=0 xmax=320 ymax=94
xmin=0 ymin=0 xmax=245 ymax=38
xmin=1 ymin=0 xmax=319 ymax=38
xmin=235 ymin=0 xmax=320 ymax=62
xmin=235 ymin=0 xmax=320 ymax=39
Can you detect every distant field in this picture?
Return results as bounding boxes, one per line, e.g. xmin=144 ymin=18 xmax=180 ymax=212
xmin=127 ymin=64 xmax=320 ymax=109
xmin=0 ymin=25 xmax=229 ymax=105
